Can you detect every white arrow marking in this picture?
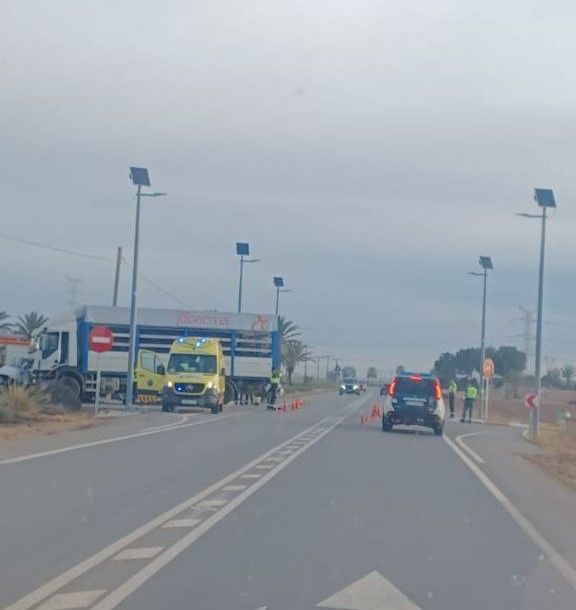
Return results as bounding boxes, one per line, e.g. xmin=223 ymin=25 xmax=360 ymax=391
xmin=317 ymin=571 xmax=421 ymax=610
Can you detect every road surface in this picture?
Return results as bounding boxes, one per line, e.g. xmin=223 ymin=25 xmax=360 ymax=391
xmin=1 ymin=391 xmax=575 ymax=610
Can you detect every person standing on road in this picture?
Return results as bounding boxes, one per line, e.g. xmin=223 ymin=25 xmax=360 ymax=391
xmin=267 ymin=369 xmax=282 ymax=410
xmin=461 ymin=381 xmax=478 ymax=423
xmin=447 ymin=380 xmax=457 ymax=418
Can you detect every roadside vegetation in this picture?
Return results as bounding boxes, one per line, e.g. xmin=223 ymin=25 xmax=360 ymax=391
xmin=0 ymin=383 xmax=93 ymax=442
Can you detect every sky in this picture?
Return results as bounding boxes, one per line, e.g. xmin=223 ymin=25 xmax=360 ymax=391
xmin=1 ymin=0 xmax=576 ymax=377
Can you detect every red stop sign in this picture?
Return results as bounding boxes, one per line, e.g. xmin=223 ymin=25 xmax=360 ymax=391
xmin=88 ymin=326 xmax=114 ymax=353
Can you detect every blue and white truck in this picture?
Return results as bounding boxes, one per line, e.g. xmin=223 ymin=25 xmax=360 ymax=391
xmin=31 ymin=305 xmax=280 ymax=402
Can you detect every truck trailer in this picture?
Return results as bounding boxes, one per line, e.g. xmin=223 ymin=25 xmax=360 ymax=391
xmin=31 ymin=305 xmax=280 ymax=402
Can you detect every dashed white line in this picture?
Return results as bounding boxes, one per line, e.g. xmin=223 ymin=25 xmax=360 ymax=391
xmin=221 ymin=485 xmax=247 ymax=492
xmin=35 ymin=590 xmax=107 ymax=610
xmin=162 ymin=518 xmax=202 ymax=529
xmin=241 ymin=473 xmax=262 ymax=479
xmin=6 ymin=396 xmax=369 ymax=610
xmin=112 ymin=547 xmax=164 ymax=561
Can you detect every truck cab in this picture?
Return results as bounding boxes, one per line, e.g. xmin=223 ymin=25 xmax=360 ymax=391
xmin=152 ymin=337 xmax=226 ymax=414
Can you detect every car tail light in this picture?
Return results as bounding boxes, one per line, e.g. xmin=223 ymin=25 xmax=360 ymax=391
xmin=432 ymin=379 xmax=442 ymax=400
xmin=409 ymin=375 xmax=422 ymax=382
xmin=388 ymin=379 xmax=396 ymax=396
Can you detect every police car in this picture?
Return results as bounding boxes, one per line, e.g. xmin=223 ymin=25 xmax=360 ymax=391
xmin=381 ymin=372 xmax=445 ymax=436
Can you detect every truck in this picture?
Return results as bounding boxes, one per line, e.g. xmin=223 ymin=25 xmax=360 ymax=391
xmin=0 ymin=337 xmax=32 ymax=388
xmin=140 ymin=337 xmax=227 ymax=414
xmin=31 ymin=305 xmax=280 ymax=403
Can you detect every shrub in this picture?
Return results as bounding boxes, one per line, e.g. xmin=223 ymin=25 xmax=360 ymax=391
xmin=0 ymin=386 xmax=46 ymax=423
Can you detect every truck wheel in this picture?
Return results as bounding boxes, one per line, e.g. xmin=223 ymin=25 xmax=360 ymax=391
xmin=60 ymin=375 xmax=82 ymax=399
xmin=382 ymin=416 xmax=393 ymax=432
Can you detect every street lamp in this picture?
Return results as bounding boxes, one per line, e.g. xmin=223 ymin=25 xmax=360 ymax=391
xmin=273 ymin=276 xmax=292 ymax=316
xmin=468 ymin=255 xmax=493 ymax=420
xmin=517 ymin=188 xmax=556 ymax=438
xmin=236 ymin=243 xmax=259 ymax=313
xmin=126 ymin=167 xmax=166 ymax=409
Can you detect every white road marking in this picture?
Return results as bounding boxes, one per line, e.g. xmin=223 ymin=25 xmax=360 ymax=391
xmin=317 ymin=570 xmax=421 ymax=609
xmin=255 ymin=464 xmax=275 ymax=470
xmin=139 ymin=414 xmax=189 ymax=432
xmin=0 ymin=413 xmax=241 ymax=467
xmin=162 ymin=519 xmax=202 ymax=529
xmin=221 ymin=485 xmax=247 ymax=491
xmin=35 ymin=590 xmax=107 ymax=610
xmin=196 ymin=499 xmax=228 ymax=509
xmin=454 ymin=432 xmax=487 ymax=464
xmin=112 ymin=547 xmax=164 ymax=561
xmin=241 ymin=473 xmax=262 ymax=479
xmin=89 ymin=415 xmax=351 ymax=610
xmin=444 ymin=434 xmax=576 ymax=595
xmin=6 ymin=396 xmax=368 ymax=610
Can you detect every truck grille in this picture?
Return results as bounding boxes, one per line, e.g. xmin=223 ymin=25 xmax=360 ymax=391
xmin=174 ymin=383 xmax=205 ymax=394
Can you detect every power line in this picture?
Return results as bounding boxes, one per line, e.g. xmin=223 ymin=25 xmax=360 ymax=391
xmin=120 ymin=256 xmax=192 ymax=309
xmin=1 ymin=231 xmax=193 ymax=311
xmin=0 ymin=232 xmax=111 ymax=261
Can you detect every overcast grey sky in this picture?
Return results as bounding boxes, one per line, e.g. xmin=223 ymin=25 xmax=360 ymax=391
xmin=2 ymin=0 xmax=575 ymax=376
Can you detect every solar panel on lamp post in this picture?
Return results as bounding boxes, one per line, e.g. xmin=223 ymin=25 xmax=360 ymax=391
xmin=517 ymin=188 xmax=556 ymax=439
xmin=236 ymin=243 xmax=259 ymax=313
xmin=126 ymin=167 xmax=166 ymax=409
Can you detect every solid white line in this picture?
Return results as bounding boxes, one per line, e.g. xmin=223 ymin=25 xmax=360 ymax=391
xmin=139 ymin=414 xmax=189 ymax=432
xmin=3 ymin=401 xmax=364 ymax=610
xmin=454 ymin=432 xmax=487 ymax=464
xmin=443 ymin=434 xmax=576 ymax=594
xmin=90 ymin=415 xmax=351 ymax=610
xmin=0 ymin=413 xmax=241 ymax=467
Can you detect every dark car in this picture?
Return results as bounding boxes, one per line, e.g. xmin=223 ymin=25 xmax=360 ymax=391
xmin=339 ymin=378 xmax=360 ymax=395
xmin=382 ymin=372 xmax=446 ymax=436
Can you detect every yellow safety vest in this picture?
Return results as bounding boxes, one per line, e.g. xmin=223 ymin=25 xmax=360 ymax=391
xmin=466 ymin=386 xmax=478 ymax=400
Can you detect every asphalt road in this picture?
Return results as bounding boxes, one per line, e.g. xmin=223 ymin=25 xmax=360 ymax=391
xmin=1 ymin=391 xmax=575 ymax=610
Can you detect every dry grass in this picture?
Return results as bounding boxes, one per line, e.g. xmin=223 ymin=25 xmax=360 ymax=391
xmin=487 ymin=385 xmax=576 ymax=425
xmin=522 ymin=421 xmax=576 ymax=491
xmin=0 ymin=386 xmax=48 ymax=423
xmin=0 ymin=385 xmax=96 ymax=442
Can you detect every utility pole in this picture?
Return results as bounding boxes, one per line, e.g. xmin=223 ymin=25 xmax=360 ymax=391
xmin=66 ymin=277 xmax=82 ymax=310
xmin=113 ymin=246 xmax=122 ymax=306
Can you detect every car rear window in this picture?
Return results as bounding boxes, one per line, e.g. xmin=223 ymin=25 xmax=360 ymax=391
xmin=394 ymin=377 xmax=435 ymax=398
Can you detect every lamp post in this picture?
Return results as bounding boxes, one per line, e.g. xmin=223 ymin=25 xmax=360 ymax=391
xmin=468 ymin=255 xmax=493 ymax=419
xmin=126 ymin=167 xmax=166 ymax=409
xmin=517 ymin=188 xmax=556 ymax=439
xmin=273 ymin=276 xmax=292 ymax=316
xmin=236 ymin=242 xmax=259 ymax=313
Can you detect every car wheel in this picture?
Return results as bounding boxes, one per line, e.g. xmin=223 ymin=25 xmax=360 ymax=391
xmin=434 ymin=423 xmax=444 ymax=436
xmin=211 ymin=404 xmax=219 ymax=414
xmin=382 ymin=416 xmax=393 ymax=432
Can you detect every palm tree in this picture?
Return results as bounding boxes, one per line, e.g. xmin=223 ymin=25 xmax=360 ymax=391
xmin=561 ymin=364 xmax=575 ymax=388
xmin=277 ymin=315 xmax=300 ymax=343
xmin=283 ymin=340 xmax=312 ymax=385
xmin=0 ymin=311 xmax=12 ymax=334
xmin=278 ymin=316 xmax=301 ymax=367
xmin=15 ymin=311 xmax=49 ymax=340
